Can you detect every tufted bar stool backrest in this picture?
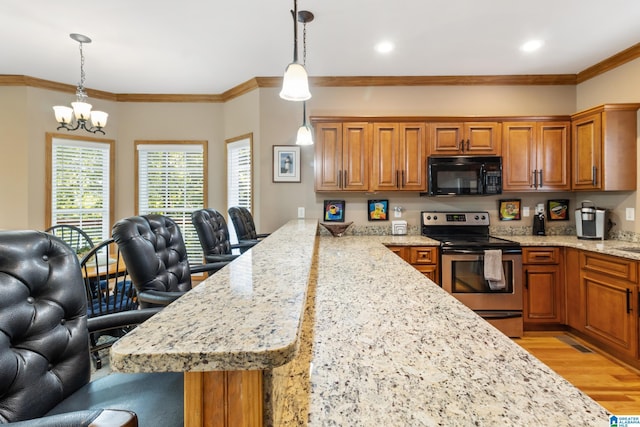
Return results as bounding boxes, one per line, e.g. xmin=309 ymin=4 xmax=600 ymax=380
xmin=228 ymin=206 xmax=258 ymax=241
xmin=112 ymin=214 xmax=193 ymax=308
xmin=191 ymin=208 xmax=233 ymax=257
xmin=0 ymin=230 xmax=91 ymax=422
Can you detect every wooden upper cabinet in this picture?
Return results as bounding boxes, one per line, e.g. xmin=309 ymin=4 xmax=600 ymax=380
xmin=502 ymin=121 xmax=570 ymax=192
xmin=430 ymin=122 xmax=501 ymax=155
xmin=571 ymin=104 xmax=640 ymax=191
xmin=314 ymin=122 xmax=370 ymax=191
xmin=371 ymin=123 xmax=426 ymax=191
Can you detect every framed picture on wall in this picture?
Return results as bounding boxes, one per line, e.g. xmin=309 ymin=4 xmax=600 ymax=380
xmin=272 ymin=145 xmax=300 ymax=182
xmin=323 ymin=200 xmax=345 ymax=222
xmin=368 ymin=200 xmax=389 ymax=221
xmin=547 ymin=199 xmax=570 ymax=221
xmin=498 ymin=199 xmax=521 ymax=221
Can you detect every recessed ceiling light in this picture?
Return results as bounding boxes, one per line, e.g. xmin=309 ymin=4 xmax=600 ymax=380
xmin=375 ymin=41 xmax=394 ymax=54
xmin=521 ymin=39 xmax=544 ymax=52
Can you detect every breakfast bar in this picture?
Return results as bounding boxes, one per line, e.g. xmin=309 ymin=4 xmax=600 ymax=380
xmin=111 ymin=219 xmax=610 ymax=426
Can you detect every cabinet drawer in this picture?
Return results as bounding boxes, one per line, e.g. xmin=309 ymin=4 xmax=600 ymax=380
xmin=409 ymin=247 xmax=438 ymax=264
xmin=523 ymin=247 xmax=560 ymax=264
xmin=581 ymin=252 xmax=638 ymax=283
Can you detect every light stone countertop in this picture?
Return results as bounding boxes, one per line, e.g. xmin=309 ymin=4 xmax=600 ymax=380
xmin=269 ymin=234 xmax=610 ymax=426
xmin=111 ymin=222 xmax=610 ymax=425
xmin=495 ymin=234 xmax=640 ymax=260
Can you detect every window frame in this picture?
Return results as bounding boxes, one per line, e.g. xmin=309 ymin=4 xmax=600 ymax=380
xmin=45 ymin=132 xmax=115 ymax=243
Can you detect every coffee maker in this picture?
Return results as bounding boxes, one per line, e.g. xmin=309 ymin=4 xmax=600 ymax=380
xmin=533 ymin=203 xmax=546 ymax=236
xmin=575 ymin=200 xmax=608 ymax=240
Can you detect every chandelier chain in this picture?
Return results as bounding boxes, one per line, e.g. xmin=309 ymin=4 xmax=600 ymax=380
xmin=76 ymin=41 xmax=88 ymax=101
xmin=303 ymin=22 xmax=307 ymax=66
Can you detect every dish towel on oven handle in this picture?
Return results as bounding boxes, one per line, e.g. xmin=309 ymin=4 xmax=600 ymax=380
xmin=484 ymin=249 xmax=506 ymax=290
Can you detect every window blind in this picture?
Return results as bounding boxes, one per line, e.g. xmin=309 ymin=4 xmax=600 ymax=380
xmin=227 ymin=138 xmax=252 ymax=243
xmin=137 ymin=143 xmax=205 ymax=263
xmin=51 ymin=138 xmax=110 ymax=243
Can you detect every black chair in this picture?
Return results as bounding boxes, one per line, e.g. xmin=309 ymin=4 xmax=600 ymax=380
xmin=45 ymin=224 xmax=95 ymax=255
xmin=80 ymin=238 xmax=137 ymax=369
xmin=0 ymin=230 xmax=182 ymax=426
xmin=228 ymin=206 xmax=270 ymax=246
xmin=191 ymin=208 xmax=255 ymax=264
xmin=112 ymin=214 xmax=227 ymax=308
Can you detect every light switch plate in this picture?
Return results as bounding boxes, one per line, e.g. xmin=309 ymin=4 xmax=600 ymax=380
xmin=626 ymin=207 xmax=635 ymax=221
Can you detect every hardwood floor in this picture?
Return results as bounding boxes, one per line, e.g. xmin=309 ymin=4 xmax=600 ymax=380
xmin=515 ymin=332 xmax=640 ymax=415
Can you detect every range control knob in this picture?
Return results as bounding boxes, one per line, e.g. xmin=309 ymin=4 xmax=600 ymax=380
xmin=433 ymin=215 xmax=438 ymax=221
xmin=474 ymin=215 xmax=479 ymax=220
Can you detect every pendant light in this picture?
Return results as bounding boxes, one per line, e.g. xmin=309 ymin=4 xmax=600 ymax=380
xmin=280 ymin=0 xmax=314 ymax=101
xmin=53 ymin=33 xmax=108 ymax=134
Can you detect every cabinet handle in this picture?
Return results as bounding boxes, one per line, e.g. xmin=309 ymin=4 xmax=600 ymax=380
xmin=396 ymin=170 xmax=400 ymax=189
xmin=638 ymin=292 xmax=640 ymax=318
xmin=538 ymin=170 xmax=543 ymax=188
xmin=401 ymin=170 xmax=405 ymax=188
xmin=533 ymin=170 xmax=538 ymax=188
xmin=459 ymin=139 xmax=464 ymax=152
xmin=344 ymin=170 xmax=347 ymax=188
xmin=524 ymin=269 xmax=529 ymax=289
xmin=337 ymin=170 xmax=342 ymax=189
xmin=592 ymin=166 xmax=597 ymax=186
xmin=627 ymin=288 xmax=632 ymax=314
xmin=466 ymin=139 xmax=470 ymax=152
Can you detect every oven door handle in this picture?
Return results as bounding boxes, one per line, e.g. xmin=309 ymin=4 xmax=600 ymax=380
xmin=441 ymin=248 xmax=522 ymax=255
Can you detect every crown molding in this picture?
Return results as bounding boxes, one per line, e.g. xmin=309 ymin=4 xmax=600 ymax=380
xmin=577 ymin=42 xmax=640 ymax=83
xmin=1 ymin=42 xmax=639 ymax=102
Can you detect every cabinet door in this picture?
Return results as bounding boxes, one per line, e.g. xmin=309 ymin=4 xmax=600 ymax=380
xmin=399 ymin=123 xmax=427 ymax=191
xmin=429 ymin=123 xmax=464 ymax=155
xmin=386 ymin=245 xmax=408 ymax=261
xmin=572 ymin=113 xmax=602 ymax=190
xmin=314 ymin=123 xmax=343 ymax=191
xmin=582 ymin=275 xmax=637 ymax=358
xmin=342 ymin=123 xmax=370 ymax=191
xmin=370 ymin=123 xmax=399 ymax=191
xmin=502 ymin=122 xmax=536 ymax=191
xmin=538 ymin=122 xmax=570 ymax=191
xmin=524 ymin=265 xmax=564 ymax=323
xmin=465 ymin=122 xmax=501 ymax=155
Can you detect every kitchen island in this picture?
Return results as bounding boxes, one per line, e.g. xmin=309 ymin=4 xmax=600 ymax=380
xmin=111 ymin=220 xmax=609 ymax=426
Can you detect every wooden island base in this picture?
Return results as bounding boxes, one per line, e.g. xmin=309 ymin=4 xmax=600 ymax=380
xmin=184 ymin=371 xmax=263 ymax=427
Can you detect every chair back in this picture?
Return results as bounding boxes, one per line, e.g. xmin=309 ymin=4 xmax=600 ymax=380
xmin=80 ymin=238 xmax=136 ymax=317
xmin=191 ymin=208 xmax=233 ymax=257
xmin=45 ymin=224 xmax=95 ymax=255
xmin=228 ymin=206 xmax=258 ymax=241
xmin=0 ymin=230 xmax=91 ymax=422
xmin=112 ymin=215 xmax=193 ymax=308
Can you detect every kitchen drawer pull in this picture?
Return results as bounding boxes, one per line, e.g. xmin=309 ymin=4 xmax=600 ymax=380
xmin=627 ymin=288 xmax=632 ymax=314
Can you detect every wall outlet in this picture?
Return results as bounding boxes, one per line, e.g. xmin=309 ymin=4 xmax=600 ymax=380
xmin=297 ymin=207 xmax=305 ymax=218
xmin=522 ymin=206 xmax=530 ymax=217
xmin=626 ymin=207 xmax=635 ymax=221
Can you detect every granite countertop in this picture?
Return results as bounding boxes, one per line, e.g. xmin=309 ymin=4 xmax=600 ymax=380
xmin=495 ymin=234 xmax=640 ymax=260
xmin=270 ymin=234 xmax=609 ymax=426
xmin=110 ymin=219 xmax=319 ymax=372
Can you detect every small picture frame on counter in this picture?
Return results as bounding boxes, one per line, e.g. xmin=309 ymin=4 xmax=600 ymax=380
xmin=323 ymin=200 xmax=345 ymax=222
xmin=498 ymin=199 xmax=521 ymax=221
xmin=368 ymin=199 xmax=388 ymax=221
xmin=547 ymin=199 xmax=570 ymax=221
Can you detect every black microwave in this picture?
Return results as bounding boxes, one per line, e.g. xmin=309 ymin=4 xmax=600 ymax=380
xmin=427 ymin=156 xmax=502 ymax=196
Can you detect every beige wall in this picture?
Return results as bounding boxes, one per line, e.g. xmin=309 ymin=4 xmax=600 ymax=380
xmin=2 ymin=68 xmax=639 ymax=236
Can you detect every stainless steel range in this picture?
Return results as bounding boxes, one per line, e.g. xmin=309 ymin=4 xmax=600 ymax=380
xmin=421 ymin=211 xmax=523 ymax=337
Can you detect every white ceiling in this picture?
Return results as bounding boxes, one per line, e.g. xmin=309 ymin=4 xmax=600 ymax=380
xmin=3 ymin=0 xmax=640 ymax=95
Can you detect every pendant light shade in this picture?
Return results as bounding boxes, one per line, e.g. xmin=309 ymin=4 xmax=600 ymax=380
xmin=280 ymin=63 xmax=311 ymax=101
xmin=296 ymin=124 xmax=314 ymax=145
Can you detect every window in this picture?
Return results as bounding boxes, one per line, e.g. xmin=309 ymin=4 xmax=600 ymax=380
xmin=136 ymin=141 xmax=207 ymax=263
xmin=226 ymin=134 xmax=253 ymax=243
xmin=46 ymin=133 xmax=114 ymax=244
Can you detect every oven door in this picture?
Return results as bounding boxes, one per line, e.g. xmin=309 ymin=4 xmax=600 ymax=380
xmin=440 ymin=250 xmax=523 ymax=311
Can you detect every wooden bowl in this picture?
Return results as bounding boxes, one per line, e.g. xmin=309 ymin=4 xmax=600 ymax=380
xmin=320 ymin=222 xmax=353 ymax=237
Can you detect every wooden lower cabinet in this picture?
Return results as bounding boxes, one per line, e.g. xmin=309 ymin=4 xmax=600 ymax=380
xmin=522 ymin=247 xmax=564 ymax=328
xmin=577 ymin=252 xmax=638 ymax=361
xmin=387 ymin=245 xmax=439 ymax=283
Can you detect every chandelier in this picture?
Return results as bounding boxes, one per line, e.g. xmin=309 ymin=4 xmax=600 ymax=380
xmin=53 ymin=34 xmax=108 ymax=135
xmin=280 ymin=0 xmax=314 ymax=101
